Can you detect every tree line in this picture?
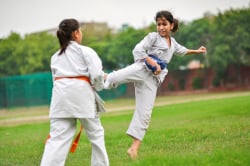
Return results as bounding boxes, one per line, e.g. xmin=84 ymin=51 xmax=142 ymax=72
xmin=0 ymin=7 xmax=249 ymax=84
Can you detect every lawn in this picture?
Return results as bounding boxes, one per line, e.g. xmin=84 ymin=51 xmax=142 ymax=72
xmin=0 ymin=92 xmax=249 ymax=166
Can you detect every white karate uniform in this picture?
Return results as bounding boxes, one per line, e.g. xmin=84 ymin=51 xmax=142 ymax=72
xmin=105 ymin=32 xmax=188 ymax=141
xmin=40 ymin=41 xmax=109 ymax=166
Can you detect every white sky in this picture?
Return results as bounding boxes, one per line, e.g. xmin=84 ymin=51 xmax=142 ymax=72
xmin=0 ymin=0 xmax=249 ymax=38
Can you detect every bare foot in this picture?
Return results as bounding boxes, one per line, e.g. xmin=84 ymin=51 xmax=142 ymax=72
xmin=127 ymin=148 xmax=137 ymax=160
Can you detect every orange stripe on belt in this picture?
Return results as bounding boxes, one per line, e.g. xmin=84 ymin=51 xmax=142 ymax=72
xmin=45 ymin=126 xmax=83 ymax=153
xmin=70 ymin=125 xmax=83 ymax=153
xmin=55 ymin=76 xmax=90 ymax=84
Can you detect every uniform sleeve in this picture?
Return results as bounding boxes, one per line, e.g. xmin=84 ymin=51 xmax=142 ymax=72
xmin=50 ymin=51 xmax=59 ymax=84
xmin=132 ymin=32 xmax=157 ymax=62
xmin=82 ymin=47 xmax=104 ymax=91
xmin=172 ymin=38 xmax=188 ymax=56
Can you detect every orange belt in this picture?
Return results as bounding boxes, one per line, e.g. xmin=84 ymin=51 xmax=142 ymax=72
xmin=55 ymin=76 xmax=90 ymax=84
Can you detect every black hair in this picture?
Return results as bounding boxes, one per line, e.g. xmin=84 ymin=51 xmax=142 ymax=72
xmin=57 ymin=18 xmax=80 ymax=55
xmin=155 ymin=10 xmax=179 ymax=32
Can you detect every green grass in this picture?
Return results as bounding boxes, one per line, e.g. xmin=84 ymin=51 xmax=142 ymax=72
xmin=0 ymin=93 xmax=250 ymax=166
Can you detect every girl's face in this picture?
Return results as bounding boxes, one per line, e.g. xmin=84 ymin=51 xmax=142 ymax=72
xmin=156 ymin=17 xmax=174 ymax=38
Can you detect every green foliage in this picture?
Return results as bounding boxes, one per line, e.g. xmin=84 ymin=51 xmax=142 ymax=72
xmin=0 ymin=94 xmax=249 ymax=165
xmin=171 ymin=17 xmax=212 ymax=71
xmin=0 ymin=33 xmax=22 ymax=76
xmin=105 ymin=27 xmax=147 ymax=69
xmin=192 ymin=77 xmax=203 ymax=89
xmin=0 ymin=32 xmax=58 ymax=77
xmin=208 ymin=7 xmax=250 ymax=81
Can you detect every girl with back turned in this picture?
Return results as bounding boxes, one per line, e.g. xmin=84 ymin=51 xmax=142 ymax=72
xmin=40 ymin=18 xmax=109 ymax=166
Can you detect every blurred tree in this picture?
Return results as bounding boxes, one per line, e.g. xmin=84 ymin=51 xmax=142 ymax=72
xmin=19 ymin=32 xmax=58 ymax=74
xmin=0 ymin=32 xmax=22 ymax=77
xmin=104 ymin=27 xmax=147 ymax=69
xmin=209 ymin=7 xmax=250 ymax=85
xmin=172 ymin=17 xmax=213 ymax=71
xmin=0 ymin=32 xmax=58 ymax=77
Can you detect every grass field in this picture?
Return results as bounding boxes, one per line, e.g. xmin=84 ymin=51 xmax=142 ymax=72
xmin=0 ymin=91 xmax=250 ymax=166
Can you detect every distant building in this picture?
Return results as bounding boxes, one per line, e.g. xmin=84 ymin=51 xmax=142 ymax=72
xmin=44 ymin=21 xmax=112 ymax=38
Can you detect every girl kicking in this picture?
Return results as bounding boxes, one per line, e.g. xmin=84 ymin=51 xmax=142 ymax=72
xmin=104 ymin=10 xmax=207 ymax=160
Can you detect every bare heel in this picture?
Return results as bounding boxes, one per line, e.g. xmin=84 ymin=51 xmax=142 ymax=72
xmin=127 ymin=148 xmax=137 ymax=160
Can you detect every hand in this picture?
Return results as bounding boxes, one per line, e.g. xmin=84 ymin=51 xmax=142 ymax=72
xmin=198 ymin=46 xmax=207 ymax=54
xmin=154 ymin=64 xmax=161 ymax=75
xmin=187 ymin=46 xmax=207 ymax=55
xmin=145 ymin=57 xmax=161 ymax=75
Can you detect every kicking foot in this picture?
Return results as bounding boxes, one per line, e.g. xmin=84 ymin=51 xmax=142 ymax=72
xmin=103 ymin=72 xmax=118 ymax=89
xmin=127 ymin=148 xmax=137 ymax=160
xmin=104 ymin=79 xmax=112 ymax=89
xmin=104 ymin=73 xmax=108 ymax=80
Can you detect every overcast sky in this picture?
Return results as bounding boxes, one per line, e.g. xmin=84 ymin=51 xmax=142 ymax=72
xmin=0 ymin=0 xmax=249 ymax=38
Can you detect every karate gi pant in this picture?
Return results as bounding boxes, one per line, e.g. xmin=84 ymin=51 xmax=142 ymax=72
xmin=105 ymin=62 xmax=167 ymax=141
xmin=40 ymin=118 xmax=109 ymax=166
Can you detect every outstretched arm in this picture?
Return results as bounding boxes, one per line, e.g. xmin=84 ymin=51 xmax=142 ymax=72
xmin=186 ymin=46 xmax=207 ymax=55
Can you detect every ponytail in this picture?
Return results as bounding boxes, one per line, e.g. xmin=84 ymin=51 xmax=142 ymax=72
xmin=56 ymin=19 xmax=80 ymax=55
xmin=172 ymin=18 xmax=179 ymax=33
